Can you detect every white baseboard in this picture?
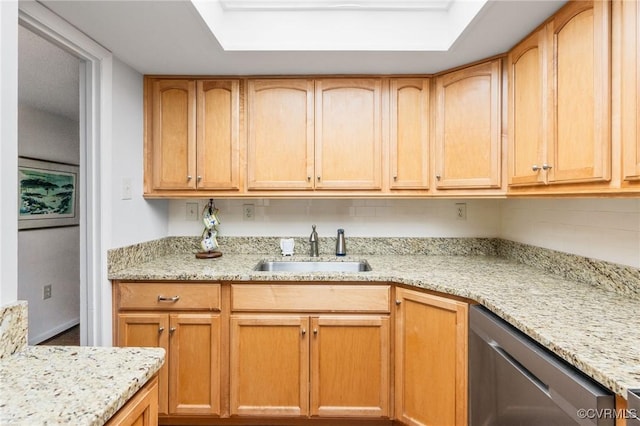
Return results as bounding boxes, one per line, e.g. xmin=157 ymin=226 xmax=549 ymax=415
xmin=30 ymin=318 xmax=80 ymax=345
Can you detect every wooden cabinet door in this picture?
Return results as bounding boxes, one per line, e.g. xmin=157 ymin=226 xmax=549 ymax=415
xmin=315 ymin=79 xmax=382 ymax=190
xmin=508 ymin=28 xmax=548 ymax=186
xmin=247 ymin=79 xmax=315 ymax=190
xmin=434 ymin=60 xmax=502 ymax=189
xmin=106 ymin=376 xmax=159 ymax=426
xmin=389 ymin=78 xmax=430 ymax=189
xmin=394 ymin=288 xmax=468 ymax=426
xmin=622 ymin=0 xmax=640 ymax=182
xmin=310 ymin=315 xmax=390 ymax=418
xmin=168 ymin=313 xmax=221 ymax=416
xmin=118 ymin=313 xmax=170 ymax=416
xmin=230 ymin=315 xmax=310 ymax=417
xmin=150 ymin=79 xmax=196 ymax=190
xmin=546 ymin=0 xmax=610 ymax=184
xmin=196 ymin=80 xmax=240 ymax=190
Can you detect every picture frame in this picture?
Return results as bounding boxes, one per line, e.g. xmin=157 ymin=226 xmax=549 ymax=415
xmin=18 ymin=157 xmax=79 ymax=230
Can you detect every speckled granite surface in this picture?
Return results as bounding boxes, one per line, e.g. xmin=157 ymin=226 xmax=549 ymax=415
xmin=0 ymin=301 xmax=27 ymax=360
xmin=0 ymin=345 xmax=165 ymax=425
xmin=109 ymin=241 xmax=640 ymax=400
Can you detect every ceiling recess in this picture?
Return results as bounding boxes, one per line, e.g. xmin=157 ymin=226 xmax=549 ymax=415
xmin=219 ymin=0 xmax=454 ymax=11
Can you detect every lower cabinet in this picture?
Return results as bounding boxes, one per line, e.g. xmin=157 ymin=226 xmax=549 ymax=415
xmin=229 ymin=314 xmax=390 ymax=418
xmin=118 ymin=313 xmax=221 ymax=416
xmin=394 ymin=287 xmax=469 ymax=426
xmin=106 ymin=375 xmax=159 ymax=426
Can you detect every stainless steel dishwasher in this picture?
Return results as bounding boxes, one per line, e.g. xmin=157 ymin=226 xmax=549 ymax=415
xmin=628 ymin=390 xmax=640 ymax=425
xmin=469 ymin=305 xmax=615 ymax=426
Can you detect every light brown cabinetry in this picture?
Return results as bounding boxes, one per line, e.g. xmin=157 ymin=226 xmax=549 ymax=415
xmin=114 ymin=282 xmax=222 ymax=417
xmin=145 ymin=78 xmax=240 ymax=195
xmin=508 ymin=0 xmax=611 ymax=190
xmin=389 ymin=78 xmax=430 ymax=190
xmin=247 ymin=79 xmax=314 ymax=190
xmin=434 ymin=60 xmax=502 ymax=190
xmin=394 ymin=287 xmax=468 ymax=426
xmin=621 ymin=0 xmax=640 ymax=184
xmin=106 ymin=375 xmax=159 ymax=426
xmin=229 ymin=284 xmax=390 ymax=419
xmin=315 ymin=79 xmax=383 ymax=190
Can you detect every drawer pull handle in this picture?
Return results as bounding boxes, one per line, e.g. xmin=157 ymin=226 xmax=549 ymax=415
xmin=158 ymin=295 xmax=180 ymax=302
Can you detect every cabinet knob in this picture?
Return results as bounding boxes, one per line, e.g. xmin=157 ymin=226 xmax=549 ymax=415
xmin=532 ymin=165 xmax=541 ymax=172
xmin=542 ymin=164 xmax=553 ymax=170
xmin=187 ymin=175 xmax=192 ymax=181
xmin=307 ymin=176 xmax=311 ymax=182
xmin=301 ymin=329 xmax=306 ymax=336
xmin=393 ymin=176 xmax=398 ymax=181
xmin=317 ymin=176 xmax=321 ymax=182
xmin=395 ymin=299 xmax=401 ymax=306
xmin=435 ymin=175 xmax=441 ymax=181
xmin=313 ymin=328 xmax=318 ymax=335
xmin=197 ymin=175 xmax=202 ymax=182
xmin=158 ymin=327 xmax=165 ymax=333
xmin=169 ymin=327 xmax=176 ymax=334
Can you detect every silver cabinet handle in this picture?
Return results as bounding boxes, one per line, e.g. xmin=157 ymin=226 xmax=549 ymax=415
xmin=313 ymin=329 xmax=318 ymax=335
xmin=395 ymin=299 xmax=401 ymax=305
xmin=158 ymin=295 xmax=180 ymax=302
xmin=542 ymin=164 xmax=552 ymax=170
xmin=197 ymin=175 xmax=202 ymax=182
xmin=532 ymin=165 xmax=541 ymax=172
xmin=317 ymin=176 xmax=321 ymax=182
xmin=301 ymin=329 xmax=306 ymax=336
xmin=158 ymin=327 xmax=165 ymax=333
xmin=307 ymin=176 xmax=311 ymax=182
xmin=187 ymin=175 xmax=192 ymax=180
xmin=169 ymin=327 xmax=176 ymax=334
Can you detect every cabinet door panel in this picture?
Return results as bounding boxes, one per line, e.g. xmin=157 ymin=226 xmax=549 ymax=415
xmin=390 ymin=78 xmax=430 ymax=189
xmin=248 ymin=79 xmax=314 ymax=190
xmin=197 ymin=80 xmax=240 ymax=190
xmin=310 ymin=315 xmax=389 ymax=418
xmin=118 ymin=313 xmax=169 ymax=416
xmin=230 ymin=315 xmax=309 ymax=416
xmin=435 ymin=60 xmax=501 ymax=189
xmin=315 ymin=79 xmax=382 ymax=190
xmin=169 ymin=314 xmax=220 ymax=416
xmin=509 ymin=29 xmax=547 ymax=186
xmin=394 ymin=288 xmax=468 ymax=426
xmin=548 ymin=0 xmax=610 ymax=183
xmin=151 ymin=80 xmax=196 ymax=190
xmin=622 ymin=0 xmax=640 ymax=181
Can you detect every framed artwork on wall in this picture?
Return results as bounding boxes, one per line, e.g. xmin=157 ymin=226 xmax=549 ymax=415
xmin=18 ymin=157 xmax=79 ymax=230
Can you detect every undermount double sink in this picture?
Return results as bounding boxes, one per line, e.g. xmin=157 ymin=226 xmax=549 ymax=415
xmin=253 ymin=259 xmax=372 ymax=272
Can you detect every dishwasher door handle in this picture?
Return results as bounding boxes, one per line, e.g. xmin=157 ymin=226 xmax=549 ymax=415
xmin=491 ymin=342 xmax=551 ymax=397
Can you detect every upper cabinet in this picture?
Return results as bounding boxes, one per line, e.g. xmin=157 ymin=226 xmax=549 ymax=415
xmin=434 ymin=60 xmax=502 ymax=190
xmin=145 ymin=78 xmax=241 ymax=196
xmin=621 ymin=0 xmax=640 ymax=185
xmin=315 ymin=79 xmax=383 ymax=190
xmin=508 ymin=0 xmax=612 ymax=190
xmin=247 ymin=79 xmax=314 ymax=190
xmin=389 ymin=78 xmax=430 ymax=190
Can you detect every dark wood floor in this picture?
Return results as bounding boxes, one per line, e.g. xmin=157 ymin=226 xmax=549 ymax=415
xmin=39 ymin=324 xmax=80 ymax=346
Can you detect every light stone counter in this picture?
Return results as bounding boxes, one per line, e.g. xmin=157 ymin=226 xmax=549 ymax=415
xmin=0 ymin=345 xmax=165 ymax=425
xmin=109 ymin=251 xmax=640 ymax=400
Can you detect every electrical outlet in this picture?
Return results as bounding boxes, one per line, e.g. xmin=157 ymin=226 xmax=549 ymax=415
xmin=243 ymin=204 xmax=255 ymax=221
xmin=43 ymin=284 xmax=52 ymax=300
xmin=455 ymin=203 xmax=467 ymax=221
xmin=186 ymin=202 xmax=199 ymax=221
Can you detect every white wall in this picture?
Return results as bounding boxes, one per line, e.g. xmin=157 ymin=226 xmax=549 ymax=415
xmin=168 ymin=198 xmax=501 ymax=238
xmin=500 ymin=198 xmax=640 ymax=268
xmin=110 ymin=57 xmax=168 ymax=249
xmin=17 ymin=105 xmax=81 ymax=344
xmin=0 ymin=0 xmax=19 ymax=305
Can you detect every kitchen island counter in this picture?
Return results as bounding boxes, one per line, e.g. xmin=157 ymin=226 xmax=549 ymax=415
xmin=0 ymin=345 xmax=165 ymax=425
xmin=109 ymin=250 xmax=640 ymax=400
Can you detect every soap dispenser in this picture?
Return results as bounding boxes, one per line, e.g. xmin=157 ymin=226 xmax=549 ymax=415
xmin=336 ymin=228 xmax=346 ymax=256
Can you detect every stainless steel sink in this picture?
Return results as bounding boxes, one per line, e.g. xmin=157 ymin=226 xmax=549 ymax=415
xmin=253 ymin=260 xmax=372 ymax=272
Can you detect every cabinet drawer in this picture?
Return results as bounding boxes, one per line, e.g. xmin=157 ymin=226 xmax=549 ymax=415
xmin=117 ymin=282 xmax=221 ymax=311
xmin=231 ymin=284 xmax=390 ymax=312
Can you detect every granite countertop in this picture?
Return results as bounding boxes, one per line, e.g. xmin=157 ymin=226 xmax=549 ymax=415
xmin=0 ymin=345 xmax=165 ymax=425
xmin=110 ymin=252 xmax=640 ymax=399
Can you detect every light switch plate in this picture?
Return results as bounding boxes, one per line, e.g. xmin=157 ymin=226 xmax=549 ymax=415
xmin=186 ymin=202 xmax=199 ymax=221
xmin=121 ymin=178 xmax=132 ymax=200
